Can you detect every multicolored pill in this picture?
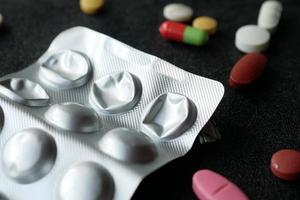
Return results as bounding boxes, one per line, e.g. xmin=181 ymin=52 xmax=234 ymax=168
xmin=159 ymin=21 xmax=209 ymax=46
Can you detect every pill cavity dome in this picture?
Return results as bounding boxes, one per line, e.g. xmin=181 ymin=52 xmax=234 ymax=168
xmin=0 ymin=27 xmax=224 ymax=200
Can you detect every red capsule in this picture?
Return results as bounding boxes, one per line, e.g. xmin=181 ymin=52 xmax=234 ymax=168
xmin=229 ymin=53 xmax=267 ymax=88
xmin=159 ymin=21 xmax=186 ymax=42
xmin=271 ymin=149 xmax=300 ymax=181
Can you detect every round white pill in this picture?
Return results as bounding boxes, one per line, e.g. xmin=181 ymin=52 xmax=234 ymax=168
xmin=163 ymin=3 xmax=193 ymax=22
xmin=235 ymin=25 xmax=271 ymax=53
xmin=258 ymin=0 xmax=283 ymax=33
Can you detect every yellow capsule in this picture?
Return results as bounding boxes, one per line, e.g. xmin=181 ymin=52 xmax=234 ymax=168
xmin=80 ymin=0 xmax=104 ymax=15
xmin=192 ymin=16 xmax=218 ymax=35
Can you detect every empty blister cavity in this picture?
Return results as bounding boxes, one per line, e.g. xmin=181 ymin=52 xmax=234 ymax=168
xmin=58 ymin=162 xmax=114 ymax=200
xmin=39 ymin=50 xmax=92 ymax=89
xmin=0 ymin=78 xmax=49 ymax=107
xmin=90 ymin=71 xmax=142 ymax=114
xmin=2 ymin=128 xmax=57 ymax=184
xmin=141 ymin=93 xmax=197 ymax=140
xmin=45 ymin=102 xmax=101 ymax=133
xmin=99 ymin=128 xmax=157 ymax=163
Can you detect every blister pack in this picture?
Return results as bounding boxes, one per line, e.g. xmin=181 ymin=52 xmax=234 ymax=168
xmin=0 ymin=27 xmax=224 ymax=200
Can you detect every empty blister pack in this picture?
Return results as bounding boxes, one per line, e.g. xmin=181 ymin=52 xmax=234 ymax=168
xmin=0 ymin=27 xmax=224 ymax=200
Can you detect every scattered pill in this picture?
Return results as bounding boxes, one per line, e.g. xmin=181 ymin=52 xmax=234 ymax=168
xmin=235 ymin=25 xmax=270 ymax=53
xmin=80 ymin=0 xmax=104 ymax=15
xmin=163 ymin=3 xmax=193 ymax=22
xmin=193 ymin=169 xmax=249 ymax=200
xmin=271 ymin=149 xmax=300 ymax=181
xmin=193 ymin=16 xmax=218 ymax=35
xmin=229 ymin=53 xmax=267 ymax=88
xmin=258 ymin=0 xmax=283 ymax=33
xmin=159 ymin=21 xmax=208 ymax=46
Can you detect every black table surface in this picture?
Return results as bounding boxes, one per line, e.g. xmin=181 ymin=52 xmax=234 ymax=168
xmin=1 ymin=0 xmax=300 ymax=199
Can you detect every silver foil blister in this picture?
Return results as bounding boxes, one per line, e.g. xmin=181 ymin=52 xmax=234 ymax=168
xmin=2 ymin=128 xmax=57 ymax=184
xmin=99 ymin=127 xmax=157 ymax=163
xmin=45 ymin=102 xmax=101 ymax=133
xmin=0 ymin=78 xmax=50 ymax=107
xmin=0 ymin=27 xmax=224 ymax=200
xmin=58 ymin=162 xmax=114 ymax=200
xmin=90 ymin=71 xmax=142 ymax=114
xmin=39 ymin=50 xmax=92 ymax=89
xmin=141 ymin=92 xmax=198 ymax=140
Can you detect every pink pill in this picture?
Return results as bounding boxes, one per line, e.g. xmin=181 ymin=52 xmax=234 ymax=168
xmin=192 ymin=169 xmax=249 ymax=200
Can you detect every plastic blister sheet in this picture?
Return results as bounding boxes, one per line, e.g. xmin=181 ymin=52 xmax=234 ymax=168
xmin=0 ymin=27 xmax=224 ymax=200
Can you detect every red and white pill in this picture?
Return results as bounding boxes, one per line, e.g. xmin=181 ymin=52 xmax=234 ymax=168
xmin=229 ymin=53 xmax=267 ymax=88
xmin=192 ymin=169 xmax=249 ymax=200
xmin=271 ymin=149 xmax=300 ymax=181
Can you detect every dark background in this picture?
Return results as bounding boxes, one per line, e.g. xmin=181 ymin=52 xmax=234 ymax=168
xmin=1 ymin=0 xmax=300 ymax=199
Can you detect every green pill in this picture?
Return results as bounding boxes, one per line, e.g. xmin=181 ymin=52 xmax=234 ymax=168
xmin=183 ymin=26 xmax=209 ymax=46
